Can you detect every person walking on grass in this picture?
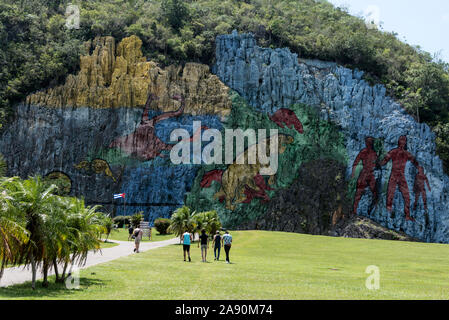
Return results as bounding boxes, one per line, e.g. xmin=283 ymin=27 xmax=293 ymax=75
xmin=128 ymin=224 xmax=134 ymax=241
xmin=133 ymin=225 xmax=143 ymax=253
xmin=213 ymin=231 xmax=222 ymax=261
xmin=198 ymin=229 xmax=209 ymax=262
xmin=222 ymin=230 xmax=233 ymax=264
xmin=182 ymin=230 xmax=193 ymax=262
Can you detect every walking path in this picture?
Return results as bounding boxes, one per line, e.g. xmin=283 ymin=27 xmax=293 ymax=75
xmin=0 ymin=237 xmax=178 ymax=288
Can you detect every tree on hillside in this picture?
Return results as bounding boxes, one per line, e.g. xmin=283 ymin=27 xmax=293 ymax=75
xmin=161 ymin=0 xmax=190 ymax=31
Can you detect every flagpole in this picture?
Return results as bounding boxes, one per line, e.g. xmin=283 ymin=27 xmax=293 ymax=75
xmin=124 ymin=195 xmax=126 ymax=216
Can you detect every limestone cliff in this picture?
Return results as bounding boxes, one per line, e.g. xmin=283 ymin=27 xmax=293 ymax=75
xmin=212 ymin=31 xmax=449 ymax=243
xmin=3 ymin=32 xmax=449 ymax=243
xmin=27 ymin=36 xmax=231 ymax=118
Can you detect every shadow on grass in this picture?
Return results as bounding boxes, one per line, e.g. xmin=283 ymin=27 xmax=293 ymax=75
xmin=0 ymin=277 xmax=110 ymax=299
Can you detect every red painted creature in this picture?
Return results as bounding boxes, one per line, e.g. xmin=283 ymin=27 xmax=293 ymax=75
xmin=200 ymin=110 xmax=303 ymax=207
xmin=109 ymin=94 xmax=185 ymax=161
xmin=242 ymin=174 xmax=274 ymax=204
xmin=352 ymin=137 xmax=378 ymax=215
xmin=200 ymin=169 xmax=223 ymax=188
xmin=380 ymin=135 xmax=419 ymax=222
xmin=269 ymin=108 xmax=304 ymax=134
xmin=413 ymin=166 xmax=431 ymax=213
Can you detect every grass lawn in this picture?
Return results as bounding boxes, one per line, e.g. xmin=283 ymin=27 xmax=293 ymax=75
xmin=107 ymin=228 xmax=175 ymax=243
xmin=2 ymin=231 xmax=449 ymax=300
xmin=100 ymin=241 xmax=119 ymax=249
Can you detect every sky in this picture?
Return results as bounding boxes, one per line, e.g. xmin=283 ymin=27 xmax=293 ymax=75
xmin=328 ymin=0 xmax=449 ymax=62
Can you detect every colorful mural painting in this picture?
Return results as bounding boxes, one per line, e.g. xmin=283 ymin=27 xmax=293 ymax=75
xmin=201 ymin=134 xmax=295 ymax=210
xmin=2 ymin=32 xmax=449 ymax=243
xmin=109 ymin=94 xmax=185 ymax=161
xmin=352 ymin=135 xmax=431 ymax=222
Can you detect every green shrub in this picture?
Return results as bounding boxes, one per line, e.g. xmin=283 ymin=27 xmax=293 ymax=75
xmin=154 ymin=218 xmax=172 ymax=235
xmin=131 ymin=212 xmax=144 ymax=227
xmin=113 ymin=215 xmax=130 ymax=228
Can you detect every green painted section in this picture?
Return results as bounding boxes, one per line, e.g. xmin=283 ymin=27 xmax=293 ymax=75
xmin=186 ymin=92 xmax=348 ymax=228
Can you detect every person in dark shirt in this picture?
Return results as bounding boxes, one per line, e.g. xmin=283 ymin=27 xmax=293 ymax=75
xmin=213 ymin=231 xmax=222 ymax=261
xmin=128 ymin=225 xmax=134 ymax=241
xmin=198 ymin=229 xmax=209 ymax=263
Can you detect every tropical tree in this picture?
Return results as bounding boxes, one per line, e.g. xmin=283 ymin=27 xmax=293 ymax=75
xmin=1 ymin=176 xmax=57 ymax=289
xmin=0 ymin=175 xmax=105 ymax=288
xmin=57 ymin=197 xmax=104 ymax=283
xmin=131 ymin=212 xmax=144 ymax=228
xmin=100 ymin=216 xmax=116 ymax=242
xmin=168 ymin=206 xmax=197 ymax=243
xmin=203 ymin=210 xmax=222 ymax=235
xmin=192 ymin=210 xmax=221 ymax=236
xmin=0 ymin=177 xmax=29 ymax=280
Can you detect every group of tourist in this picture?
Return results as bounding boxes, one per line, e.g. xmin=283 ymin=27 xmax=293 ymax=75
xmin=182 ymin=230 xmax=233 ymax=264
xmin=129 ymin=224 xmax=233 ymax=262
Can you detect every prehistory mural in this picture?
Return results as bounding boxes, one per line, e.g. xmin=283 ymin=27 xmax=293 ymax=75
xmin=2 ymin=32 xmax=449 ymax=243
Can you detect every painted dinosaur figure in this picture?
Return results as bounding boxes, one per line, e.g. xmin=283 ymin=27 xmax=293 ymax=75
xmin=109 ymin=94 xmax=185 ymax=161
xmin=201 ymin=134 xmax=294 ymax=210
xmin=269 ymin=108 xmax=304 ymax=134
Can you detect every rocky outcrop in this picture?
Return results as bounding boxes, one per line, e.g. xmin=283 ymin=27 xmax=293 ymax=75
xmin=27 ymin=36 xmax=231 ymax=118
xmin=331 ymin=216 xmax=416 ymax=242
xmin=214 ymin=31 xmax=449 ymax=243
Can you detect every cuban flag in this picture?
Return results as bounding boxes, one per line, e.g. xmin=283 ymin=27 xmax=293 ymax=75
xmin=114 ymin=193 xmax=125 ymax=199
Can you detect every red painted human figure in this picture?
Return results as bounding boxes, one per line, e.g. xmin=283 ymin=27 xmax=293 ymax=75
xmin=109 ymin=94 xmax=185 ymax=161
xmin=413 ymin=166 xmax=431 ymax=213
xmin=352 ymin=137 xmax=378 ymax=215
xmin=269 ymin=108 xmax=304 ymax=134
xmin=380 ymin=136 xmax=419 ymax=222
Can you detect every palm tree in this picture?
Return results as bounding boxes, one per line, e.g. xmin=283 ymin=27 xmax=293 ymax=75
xmin=168 ymin=206 xmax=197 ymax=243
xmin=58 ymin=197 xmax=103 ymax=283
xmin=101 ymin=216 xmax=116 ymax=242
xmin=0 ymin=178 xmax=29 ymax=279
xmin=0 ymin=176 xmax=105 ymax=288
xmin=192 ymin=210 xmax=222 ymax=236
xmin=203 ymin=210 xmax=222 ymax=235
xmin=1 ymin=177 xmax=57 ymax=289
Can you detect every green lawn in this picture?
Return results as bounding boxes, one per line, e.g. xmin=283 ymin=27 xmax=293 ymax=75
xmin=100 ymin=241 xmax=119 ymax=249
xmin=2 ymin=231 xmax=449 ymax=300
xmin=107 ymin=228 xmax=175 ymax=243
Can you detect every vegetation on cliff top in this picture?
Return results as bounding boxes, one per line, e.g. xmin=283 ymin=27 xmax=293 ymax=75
xmin=1 ymin=0 xmax=449 ymax=168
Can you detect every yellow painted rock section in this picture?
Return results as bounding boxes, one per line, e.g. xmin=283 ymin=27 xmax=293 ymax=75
xmin=27 ymin=36 xmax=231 ymax=118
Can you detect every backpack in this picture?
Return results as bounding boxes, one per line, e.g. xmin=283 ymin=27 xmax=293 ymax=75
xmin=133 ymin=229 xmax=140 ymax=239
